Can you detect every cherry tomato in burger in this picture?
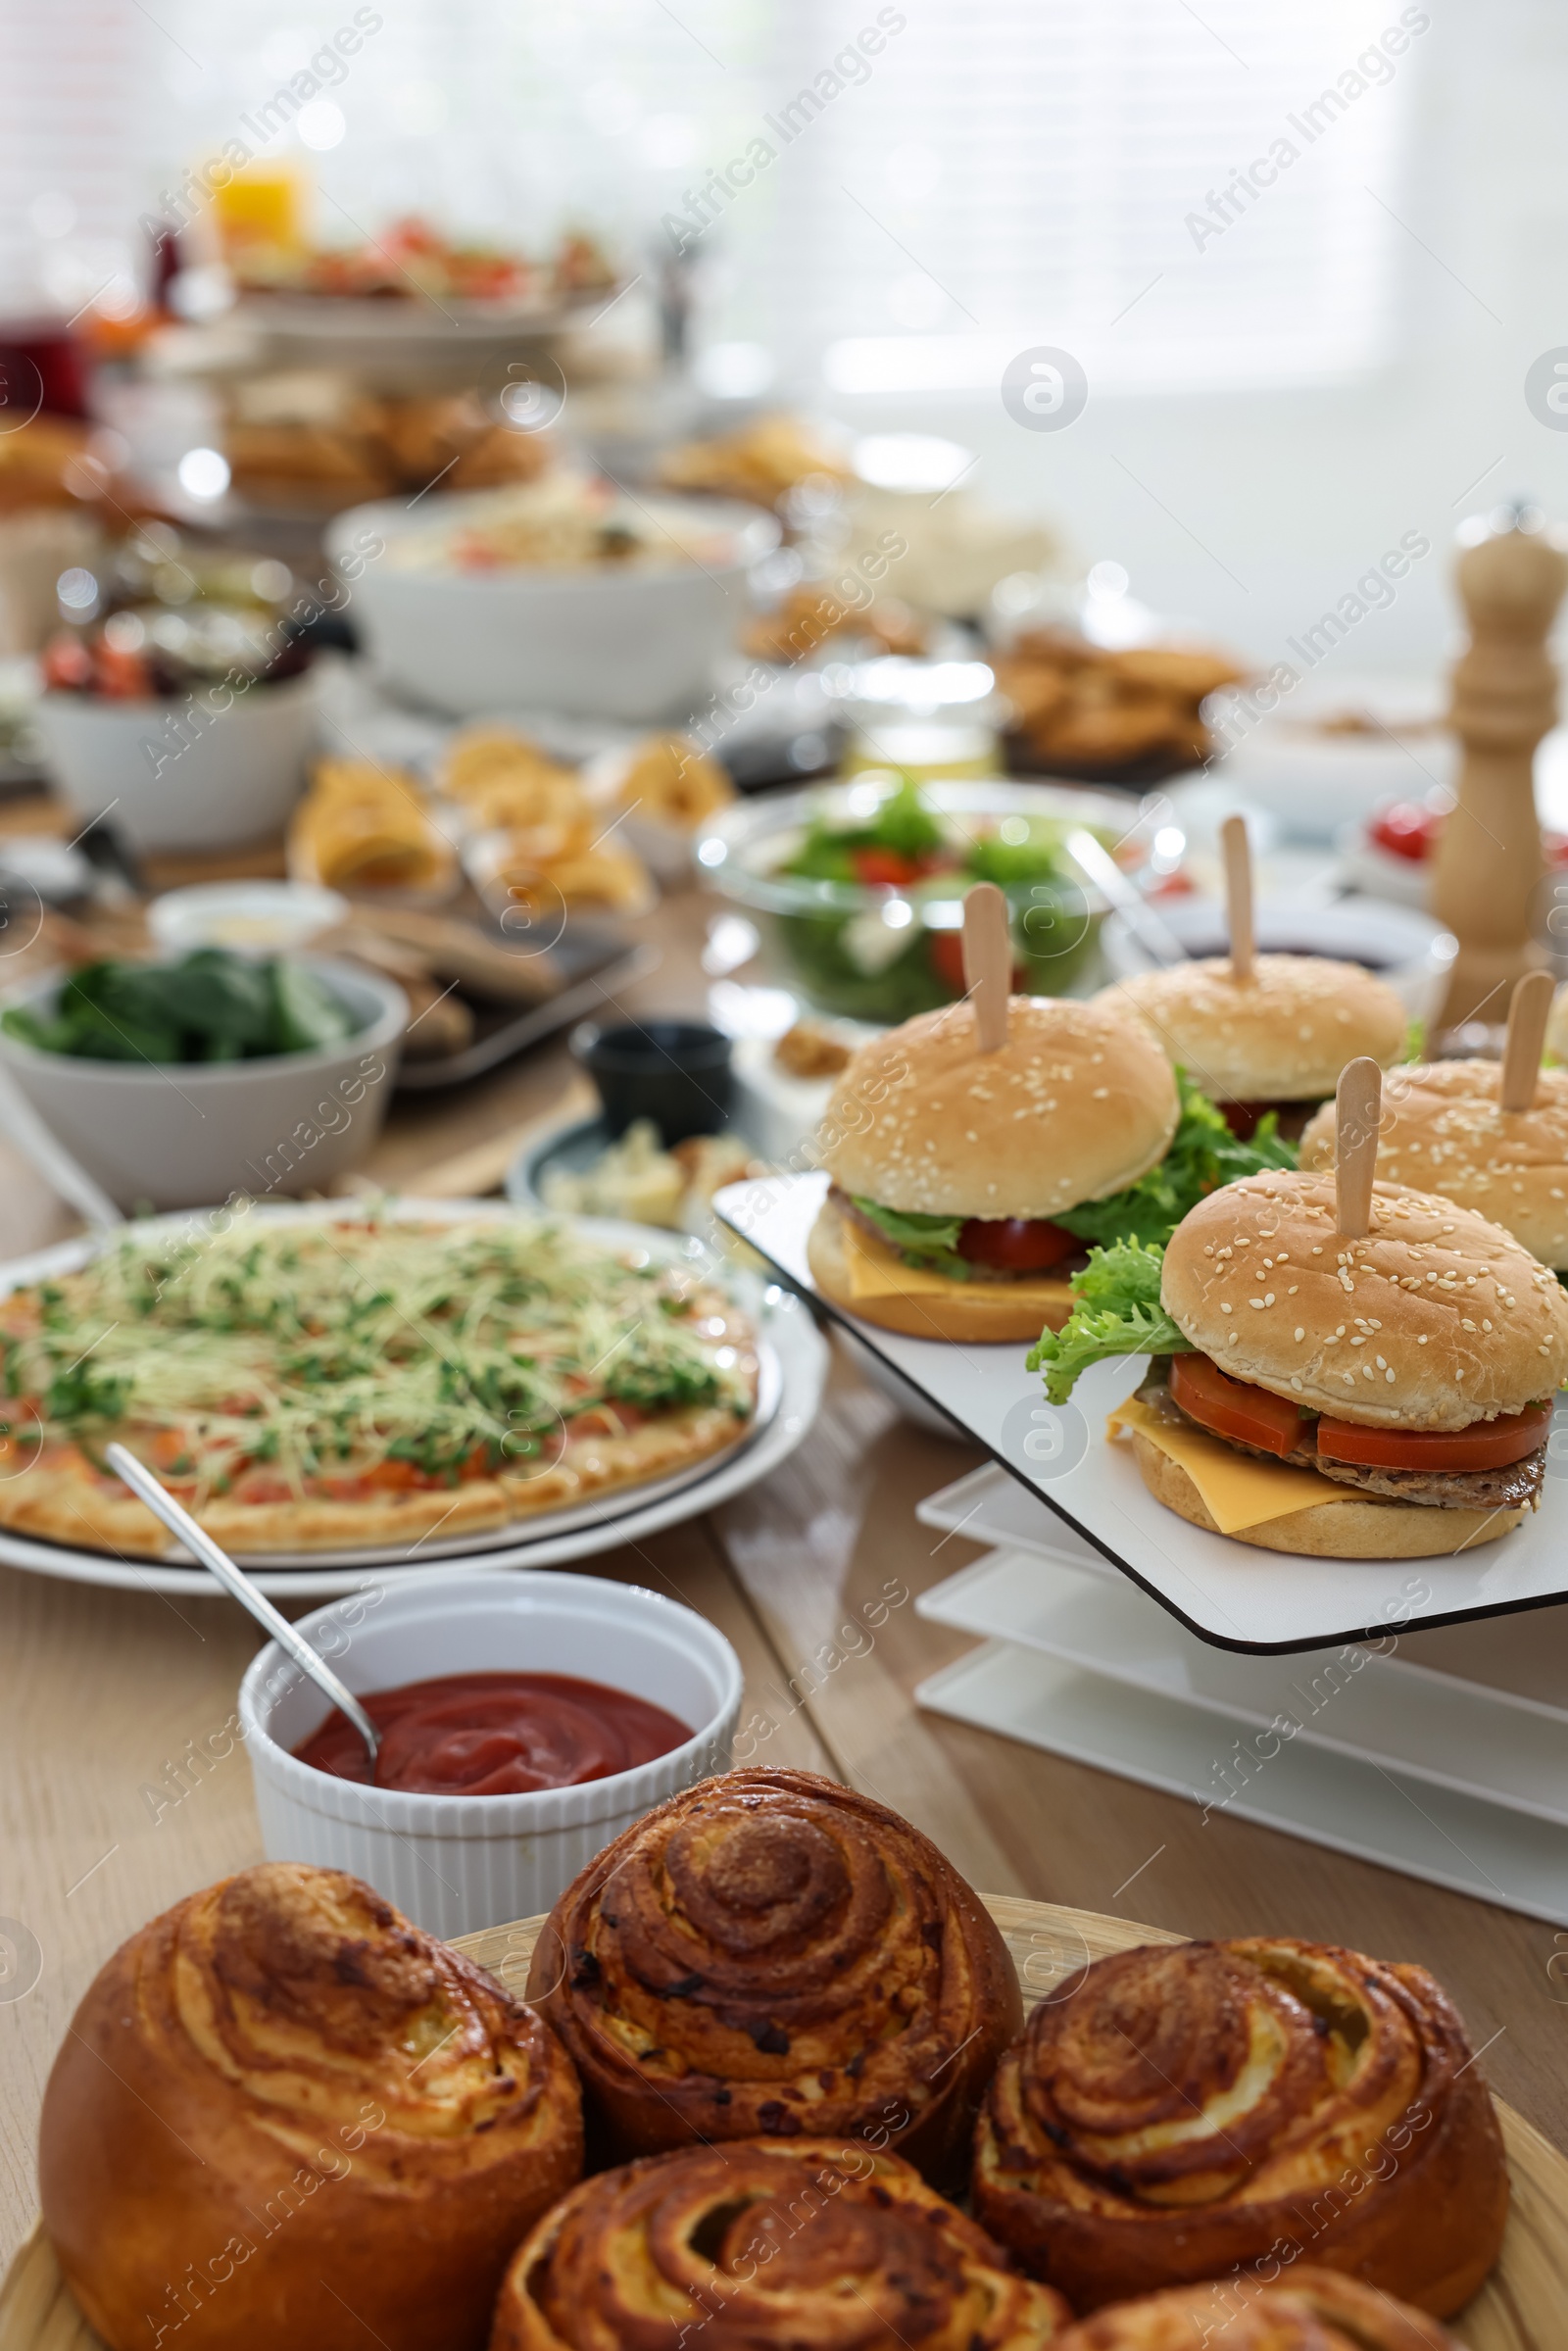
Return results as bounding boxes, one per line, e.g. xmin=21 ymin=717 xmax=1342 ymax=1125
xmin=956 ymin=1217 xmax=1079 ymax=1273
xmin=1169 ymin=1352 xmax=1304 ymax=1457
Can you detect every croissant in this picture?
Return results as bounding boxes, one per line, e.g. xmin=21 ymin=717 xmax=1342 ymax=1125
xmin=530 ymin=1766 xmax=1021 ymax=2185
xmin=973 ymin=1936 xmax=1506 ymax=2317
xmin=39 ymin=1863 xmax=583 ymax=2351
xmin=1052 ymin=2265 xmax=1456 ymax=2350
xmin=490 ymin=2137 xmax=1071 ymax=2351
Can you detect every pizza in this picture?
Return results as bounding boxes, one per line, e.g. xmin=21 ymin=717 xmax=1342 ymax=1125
xmin=0 ymin=1211 xmax=760 ymax=1558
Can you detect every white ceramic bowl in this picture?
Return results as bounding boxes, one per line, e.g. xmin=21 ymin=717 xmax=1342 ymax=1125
xmin=1101 ymin=893 xmax=1457 ymax=1034
xmin=326 ymin=495 xmax=779 ymax=721
xmin=1210 ymin=676 xmax=1457 ymax=845
xmin=239 ymin=1569 xmax=744 ymax=1937
xmin=0 ymin=956 xmax=406 ymax=1211
xmin=34 ymin=667 xmax=321 ymax=852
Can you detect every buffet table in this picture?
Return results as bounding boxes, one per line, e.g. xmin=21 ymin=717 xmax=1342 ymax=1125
xmin=3 ymin=879 xmax=1568 ymax=2265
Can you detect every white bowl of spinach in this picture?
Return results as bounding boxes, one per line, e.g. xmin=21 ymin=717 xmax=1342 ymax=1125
xmin=0 ymin=951 xmax=407 ymax=1212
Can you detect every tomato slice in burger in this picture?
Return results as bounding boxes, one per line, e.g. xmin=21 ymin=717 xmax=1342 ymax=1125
xmin=1315 ymin=1402 xmax=1551 ymax=1473
xmin=956 ymin=1217 xmax=1079 ymax=1272
xmin=1169 ymin=1352 xmax=1304 ymax=1458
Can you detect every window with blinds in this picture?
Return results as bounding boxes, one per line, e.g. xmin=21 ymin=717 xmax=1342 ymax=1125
xmin=1 ymin=0 xmax=1421 ymax=394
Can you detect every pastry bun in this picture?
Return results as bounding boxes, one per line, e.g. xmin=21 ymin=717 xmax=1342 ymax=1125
xmin=1052 ymin=2267 xmax=1457 ymax=2350
xmin=817 ymin=996 xmax=1179 ymax=1220
xmin=806 ymin=1190 xmax=1075 ymax=1341
xmin=491 ymin=2139 xmax=1071 ymax=2351
xmin=39 ymin=1863 xmax=582 ymax=2351
xmin=973 ymin=1935 xmax=1508 ymax=2316
xmin=1101 ymin=955 xmax=1407 ymax=1104
xmin=531 ymin=1766 xmax=1020 ymax=2187
xmin=1161 ymin=1170 xmax=1568 ymax=1430
xmin=1300 ymin=1058 xmax=1568 ymax=1269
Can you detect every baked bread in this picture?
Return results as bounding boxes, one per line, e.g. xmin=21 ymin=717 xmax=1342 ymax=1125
xmin=490 ymin=2139 xmax=1070 ymax=2351
xmin=1052 ymin=2267 xmax=1456 ymax=2349
xmin=39 ymin=1863 xmax=582 ymax=2351
xmin=1101 ymin=955 xmax=1407 ymax=1105
xmin=530 ymin=1766 xmax=1021 ymax=2186
xmin=973 ymin=1935 xmax=1507 ymax=2316
xmin=1300 ymin=1058 xmax=1568 ymax=1268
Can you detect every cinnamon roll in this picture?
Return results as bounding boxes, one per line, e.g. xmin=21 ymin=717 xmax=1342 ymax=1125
xmin=490 ymin=2138 xmax=1071 ymax=2351
xmin=39 ymin=1863 xmax=583 ymax=2351
xmin=973 ymin=1937 xmax=1506 ymax=2317
xmin=530 ymin=1767 xmax=1020 ymax=2185
xmin=1053 ymin=2266 xmax=1456 ymax=2350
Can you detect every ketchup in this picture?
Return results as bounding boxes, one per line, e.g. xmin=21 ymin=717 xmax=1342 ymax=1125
xmin=294 ymin=1671 xmax=691 ymax=1795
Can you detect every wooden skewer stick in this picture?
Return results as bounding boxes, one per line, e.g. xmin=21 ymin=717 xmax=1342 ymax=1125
xmin=1498 ymin=968 xmax=1555 ymax=1113
xmin=1220 ymin=813 xmax=1254 ymax=982
xmin=962 ymin=882 xmax=1011 ymax=1053
xmin=1335 ymin=1056 xmax=1382 ymax=1238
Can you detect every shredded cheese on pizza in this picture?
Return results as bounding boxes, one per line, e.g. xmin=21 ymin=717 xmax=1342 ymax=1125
xmin=0 ymin=1215 xmax=753 ymax=1512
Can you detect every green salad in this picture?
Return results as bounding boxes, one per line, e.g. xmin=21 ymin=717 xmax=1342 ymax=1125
xmin=850 ymin=1077 xmax=1296 ymax=1277
xmin=1 ymin=948 xmax=362 ymax=1065
xmin=774 ymin=779 xmax=1105 ymax=1021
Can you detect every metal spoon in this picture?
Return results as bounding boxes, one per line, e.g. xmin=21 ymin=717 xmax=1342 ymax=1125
xmin=105 ymin=1442 xmax=380 ymax=1773
xmin=1064 ymin=827 xmax=1190 ymax=970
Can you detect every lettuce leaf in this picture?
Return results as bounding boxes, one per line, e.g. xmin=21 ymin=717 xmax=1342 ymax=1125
xmin=1025 ymin=1238 xmax=1194 ymax=1405
xmin=1051 ymin=1073 xmax=1295 ymax=1251
xmin=849 ymin=1196 xmax=971 ymax=1278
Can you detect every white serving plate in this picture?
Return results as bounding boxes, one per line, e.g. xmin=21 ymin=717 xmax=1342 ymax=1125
xmin=0 ymin=1200 xmax=827 ymax=1596
xmin=916 ymin=1641 xmax=1568 ymax=1926
xmin=714 ymin=1169 xmax=1568 ymax=1655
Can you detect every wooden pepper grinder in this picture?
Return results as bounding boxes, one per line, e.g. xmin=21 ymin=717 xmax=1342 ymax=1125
xmin=1432 ymin=518 xmax=1568 ymax=1031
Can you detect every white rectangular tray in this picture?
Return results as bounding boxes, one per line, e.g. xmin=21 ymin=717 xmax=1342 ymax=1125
xmin=715 ymin=1170 xmax=1568 ymax=1654
xmin=916 ymin=1641 xmax=1568 ymax=1926
xmin=917 ymin=1546 xmax=1568 ymax=1828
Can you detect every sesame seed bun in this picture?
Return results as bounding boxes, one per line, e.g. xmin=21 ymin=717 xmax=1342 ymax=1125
xmin=806 ymin=1192 xmax=1074 ymax=1342
xmin=1160 ymin=1170 xmax=1568 ymax=1430
xmin=1299 ymin=1060 xmax=1568 ymax=1270
xmin=1128 ymin=1428 xmax=1526 ymax=1555
xmin=1099 ymin=955 xmax=1407 ymax=1103
xmin=816 ymin=996 xmax=1179 ymax=1219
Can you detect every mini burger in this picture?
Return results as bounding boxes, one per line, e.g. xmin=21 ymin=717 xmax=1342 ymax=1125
xmin=1030 ymin=1167 xmax=1568 ymax=1557
xmin=1100 ymin=955 xmax=1407 ymax=1139
xmin=1300 ymin=1059 xmax=1568 ymax=1275
xmin=808 ymin=994 xmax=1294 ymax=1344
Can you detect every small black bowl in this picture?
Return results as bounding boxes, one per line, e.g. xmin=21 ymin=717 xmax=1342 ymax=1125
xmin=573 ymin=1018 xmax=733 ymax=1146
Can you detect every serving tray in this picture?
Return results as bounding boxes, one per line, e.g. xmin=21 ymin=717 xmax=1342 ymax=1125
xmin=1 ymin=1895 xmax=1560 ymax=2350
xmin=713 ymin=1171 xmax=1568 ymax=1655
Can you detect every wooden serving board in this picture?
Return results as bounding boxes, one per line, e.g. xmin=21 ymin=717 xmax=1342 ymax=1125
xmin=3 ymin=1897 xmax=1563 ymax=2351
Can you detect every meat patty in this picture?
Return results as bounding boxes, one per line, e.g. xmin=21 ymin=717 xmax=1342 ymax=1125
xmin=1139 ymin=1378 xmax=1546 ymax=1513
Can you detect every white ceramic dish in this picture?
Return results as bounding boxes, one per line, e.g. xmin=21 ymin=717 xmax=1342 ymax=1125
xmin=34 ymin=666 xmax=321 ymax=852
xmin=1211 ymin=675 xmax=1456 ymax=845
xmin=1100 ymin=892 xmax=1455 ymax=1034
xmin=325 ymin=495 xmax=779 ymax=721
xmin=0 ymin=957 xmax=406 ymax=1211
xmin=239 ymin=1569 xmax=742 ymax=1935
xmin=714 ymin=1168 xmax=1568 ymax=1654
xmin=0 ymin=1200 xmax=829 ymax=1592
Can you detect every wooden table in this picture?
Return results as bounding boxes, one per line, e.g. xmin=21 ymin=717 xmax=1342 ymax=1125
xmin=3 ymin=881 xmax=1568 ymax=2267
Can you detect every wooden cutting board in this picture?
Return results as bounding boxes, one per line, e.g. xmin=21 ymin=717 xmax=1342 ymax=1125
xmin=3 ymin=1896 xmax=1562 ymax=2350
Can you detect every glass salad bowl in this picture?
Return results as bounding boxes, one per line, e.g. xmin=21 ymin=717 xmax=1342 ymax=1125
xmin=696 ymin=774 xmax=1166 ymax=1023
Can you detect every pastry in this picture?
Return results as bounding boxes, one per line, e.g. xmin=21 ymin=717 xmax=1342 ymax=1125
xmin=38 ymin=1863 xmax=583 ymax=2351
xmin=490 ymin=2138 xmax=1070 ymax=2351
xmin=1052 ymin=2267 xmax=1456 ymax=2350
xmin=973 ymin=1936 xmax=1507 ymax=2316
xmin=614 ymin=732 xmax=734 ymax=827
xmin=530 ymin=1766 xmax=1020 ymax=2185
xmin=290 ymin=756 xmax=458 ymax=894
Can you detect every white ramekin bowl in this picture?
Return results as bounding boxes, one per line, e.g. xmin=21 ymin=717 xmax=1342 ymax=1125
xmin=239 ymin=1569 xmax=743 ymax=1939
